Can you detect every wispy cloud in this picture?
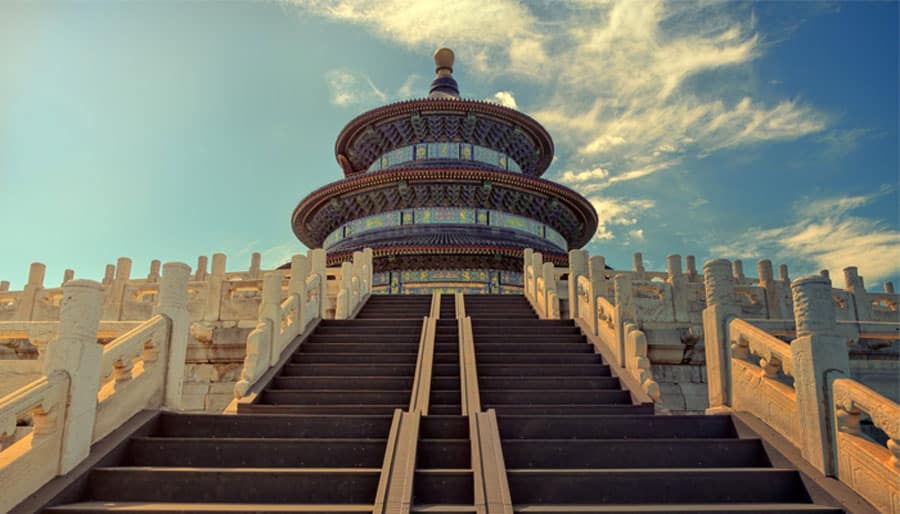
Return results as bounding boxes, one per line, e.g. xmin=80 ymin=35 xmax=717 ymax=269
xmin=712 ymin=188 xmax=900 ymax=282
xmin=302 ymin=0 xmax=829 ymax=198
xmin=325 ymin=68 xmax=387 ymax=106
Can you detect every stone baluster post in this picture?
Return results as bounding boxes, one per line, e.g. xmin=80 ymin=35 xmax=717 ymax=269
xmin=523 ymin=248 xmax=533 ymax=300
xmin=531 ymin=252 xmax=543 ymax=309
xmin=542 ymin=261 xmax=558 ymax=319
xmin=288 ymin=254 xmax=310 ymax=330
xmin=154 ymin=262 xmax=191 ymax=410
xmin=259 ymin=272 xmax=282 ymax=366
xmin=633 ymin=252 xmax=645 ymax=274
xmin=732 ymin=259 xmax=745 ymax=285
xmin=668 ymin=254 xmax=688 ymax=321
xmin=351 ymin=251 xmax=363 ymax=308
xmin=702 ymin=259 xmax=740 ymax=413
xmin=776 ymin=264 xmax=793 ymax=317
xmin=586 ymin=255 xmax=606 ymax=336
xmin=16 ymin=263 xmax=46 ymax=321
xmin=790 ymin=274 xmax=849 ymax=476
xmin=62 ymin=269 xmax=74 ymax=285
xmin=612 ymin=274 xmax=635 ymax=368
xmin=309 ymin=248 xmax=328 ymax=318
xmin=363 ymin=248 xmax=373 ymax=296
xmin=820 ymin=270 xmax=830 ymax=279
xmin=43 ymin=279 xmax=103 ymax=473
xmin=685 ymin=255 xmax=698 ymax=282
xmin=102 ymin=257 xmax=131 ymax=321
xmin=195 ymin=256 xmax=208 ymax=281
xmin=568 ymin=250 xmax=588 ymax=321
xmin=885 ymin=282 xmax=895 ymax=294
xmin=102 ymin=264 xmax=115 ymax=286
xmin=203 ymin=253 xmax=226 ymax=321
xmin=757 ymin=259 xmax=781 ymax=319
xmin=249 ymin=252 xmax=262 ymax=279
xmin=147 ymin=260 xmax=161 ymax=283
xmin=843 ymin=267 xmax=871 ymax=322
xmin=336 ymin=261 xmax=353 ymax=320
xmin=0 ymin=281 xmax=8 ymax=291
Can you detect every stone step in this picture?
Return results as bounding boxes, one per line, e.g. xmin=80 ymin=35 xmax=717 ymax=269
xmin=505 ymin=469 xmax=813 ymax=505
xmin=433 ymin=377 xmax=461 ymax=389
xmin=501 ymin=439 xmax=770 ymax=468
xmin=480 ymin=390 xmax=632 ymax=405
xmin=238 ymin=404 xmax=407 ymax=415
xmin=322 ymin=319 xmax=423 ymax=327
xmin=474 ymin=342 xmax=593 ymax=353
xmin=272 ymin=376 xmax=413 ymax=390
xmin=417 ymin=439 xmax=471 ymax=468
xmin=476 ymin=353 xmax=602 ymax=364
xmin=126 ymin=437 xmax=387 ymax=467
xmin=259 ymin=389 xmax=411 ymax=405
xmin=473 ymin=335 xmax=587 ymax=345
xmin=301 ymin=342 xmax=420 ymax=353
xmin=476 ymin=364 xmax=610 ymax=377
xmin=280 ymin=363 xmax=416 ymax=376
xmin=292 ymin=353 xmax=418 ymax=364
xmin=510 ymin=504 xmax=842 ymax=513
xmin=306 ymin=335 xmax=420 ymax=344
xmin=156 ymin=413 xmax=392 ymax=439
xmin=428 ymin=404 xmax=463 ymax=416
xmin=471 ymin=319 xmax=574 ymax=327
xmin=480 ymin=377 xmax=620 ymax=390
xmin=316 ymin=326 xmax=423 ymax=335
xmin=45 ymin=503 xmax=377 ymax=513
xmin=413 ymin=470 xmax=474 ymax=505
xmin=84 ymin=467 xmax=381 ymax=504
xmin=420 ymin=416 xmax=469 ymax=439
xmin=473 ymin=326 xmax=581 ymax=335
xmin=485 ymin=405 xmax=654 ymax=416
xmin=497 ymin=415 xmax=737 ymax=439
xmin=430 ymin=390 xmax=461 ymax=405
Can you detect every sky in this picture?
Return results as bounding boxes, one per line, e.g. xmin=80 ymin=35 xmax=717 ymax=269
xmin=1 ymin=0 xmax=898 ymax=290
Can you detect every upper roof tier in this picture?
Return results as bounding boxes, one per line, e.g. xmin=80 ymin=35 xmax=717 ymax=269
xmin=334 ymin=49 xmax=555 ymax=178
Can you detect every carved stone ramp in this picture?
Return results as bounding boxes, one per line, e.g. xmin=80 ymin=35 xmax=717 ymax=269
xmin=462 ymin=294 xmax=860 ymax=513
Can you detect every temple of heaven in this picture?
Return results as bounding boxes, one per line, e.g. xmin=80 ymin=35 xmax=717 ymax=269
xmin=291 ymin=48 xmax=598 ymax=294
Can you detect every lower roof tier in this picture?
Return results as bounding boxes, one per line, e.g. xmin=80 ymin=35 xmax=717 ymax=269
xmin=292 ymin=168 xmax=598 ymax=248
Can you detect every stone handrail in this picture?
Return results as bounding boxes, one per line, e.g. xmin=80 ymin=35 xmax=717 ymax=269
xmin=409 ymin=316 xmax=436 ymax=414
xmin=0 ymin=264 xmax=190 ymax=511
xmin=459 ymin=316 xmax=480 ymax=415
xmin=622 ymin=323 xmax=661 ymax=401
xmin=233 ymin=251 xmax=328 ymax=399
xmin=0 ymin=372 xmax=70 ymax=513
xmin=335 ymin=249 xmax=373 ymax=320
xmin=94 ymin=314 xmax=171 ymax=442
xmin=730 ymin=318 xmax=794 ymax=377
xmin=832 ymin=377 xmax=900 ymax=513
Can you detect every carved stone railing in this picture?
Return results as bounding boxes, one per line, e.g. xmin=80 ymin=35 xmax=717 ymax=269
xmin=233 ymin=251 xmax=328 ymax=399
xmin=523 ymin=250 xmax=560 ymax=319
xmin=832 ymin=377 xmax=900 ymax=513
xmin=728 ymin=317 xmax=802 ymax=447
xmin=335 ymin=249 xmax=373 ymax=320
xmin=94 ymin=314 xmax=170 ymax=442
xmin=702 ymin=266 xmax=900 ymax=510
xmin=0 ymin=262 xmax=190 ymax=512
xmin=0 ymin=372 xmax=70 ymax=513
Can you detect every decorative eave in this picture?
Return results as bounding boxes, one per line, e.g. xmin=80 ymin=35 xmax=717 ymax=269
xmin=291 ymin=167 xmax=598 ymax=249
xmin=326 ymin=244 xmax=568 ymax=268
xmin=333 ymin=98 xmax=554 ymax=177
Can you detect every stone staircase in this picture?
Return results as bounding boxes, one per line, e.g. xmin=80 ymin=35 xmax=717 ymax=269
xmin=23 ymin=294 xmax=862 ymax=513
xmin=465 ymin=294 xmax=843 ymax=513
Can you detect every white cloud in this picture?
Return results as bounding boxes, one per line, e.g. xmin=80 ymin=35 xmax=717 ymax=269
xmin=629 ymin=228 xmax=645 ymax=241
xmin=711 ymin=190 xmax=900 ymax=282
xmin=489 ymin=91 xmax=518 ymax=109
xmin=589 ymin=197 xmax=656 ymax=240
xmin=559 ymin=166 xmax=609 ymax=184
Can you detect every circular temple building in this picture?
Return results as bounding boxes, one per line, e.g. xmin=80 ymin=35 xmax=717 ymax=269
xmin=292 ymin=49 xmax=598 ymax=294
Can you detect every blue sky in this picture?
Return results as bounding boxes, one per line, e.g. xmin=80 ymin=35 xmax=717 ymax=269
xmin=1 ymin=1 xmax=897 ymax=289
